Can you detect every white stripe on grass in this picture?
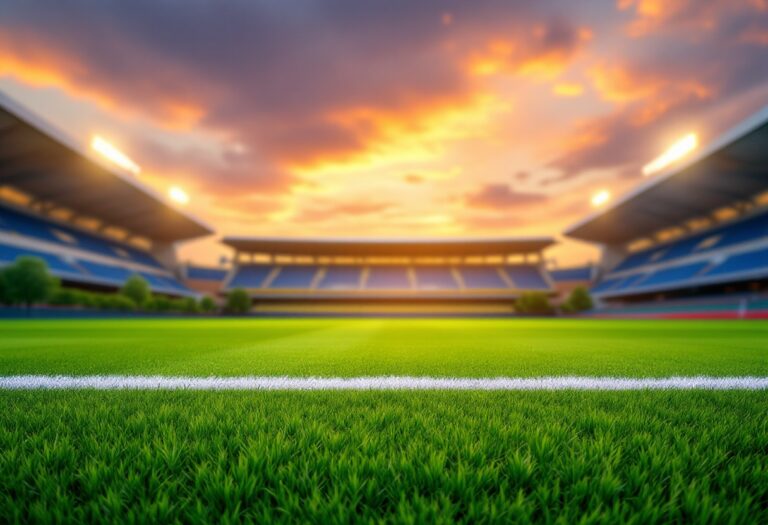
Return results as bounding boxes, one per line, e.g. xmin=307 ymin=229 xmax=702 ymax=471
xmin=0 ymin=376 xmax=767 ymax=390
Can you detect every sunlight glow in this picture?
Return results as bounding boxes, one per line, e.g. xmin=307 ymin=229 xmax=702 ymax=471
xmin=642 ymin=133 xmax=698 ymax=176
xmin=90 ymin=136 xmax=141 ymax=174
xmin=591 ymin=189 xmax=611 ymax=208
xmin=168 ymin=186 xmax=190 ymax=205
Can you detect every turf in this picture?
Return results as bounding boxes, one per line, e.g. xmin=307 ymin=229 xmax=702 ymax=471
xmin=1 ymin=318 xmax=767 ymax=523
xmin=1 ymin=391 xmax=766 ymax=523
xmin=0 ymin=318 xmax=767 ymax=377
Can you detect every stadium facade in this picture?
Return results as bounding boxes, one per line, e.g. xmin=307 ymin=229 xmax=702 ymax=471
xmin=566 ymin=105 xmax=768 ymax=318
xmin=0 ymin=91 xmax=213 ymax=297
xmin=220 ymin=237 xmax=555 ymax=314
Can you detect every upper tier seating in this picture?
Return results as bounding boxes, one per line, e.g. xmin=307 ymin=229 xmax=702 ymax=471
xmin=612 ymin=209 xmax=768 ymax=273
xmin=592 ymin=210 xmax=768 ymax=297
xmin=317 ymin=266 xmax=362 ymax=289
xmin=414 ymin=266 xmax=458 ymax=290
xmin=0 ymin=205 xmax=162 ymax=268
xmin=269 ymin=266 xmax=318 ymax=289
xmin=459 ymin=266 xmax=507 ymax=289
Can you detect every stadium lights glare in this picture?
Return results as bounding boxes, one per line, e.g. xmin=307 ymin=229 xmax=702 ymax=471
xmin=642 ymin=133 xmax=698 ymax=176
xmin=168 ymin=186 xmax=190 ymax=205
xmin=591 ymin=189 xmax=611 ymax=208
xmin=90 ymin=136 xmax=142 ymax=175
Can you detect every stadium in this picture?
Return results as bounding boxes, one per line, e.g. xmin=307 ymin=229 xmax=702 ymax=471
xmin=1 ymin=4 xmax=767 ymax=520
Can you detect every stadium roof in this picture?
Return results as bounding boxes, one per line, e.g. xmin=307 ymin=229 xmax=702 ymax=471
xmin=222 ymin=237 xmax=555 ymax=257
xmin=0 ymin=90 xmax=213 ymax=242
xmin=565 ymin=104 xmax=768 ymax=245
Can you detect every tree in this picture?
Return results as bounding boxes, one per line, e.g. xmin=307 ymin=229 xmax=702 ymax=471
xmin=563 ymin=286 xmax=593 ymax=313
xmin=199 ymin=296 xmax=217 ymax=313
xmin=0 ymin=271 xmax=8 ymax=305
xmin=225 ymin=288 xmax=251 ymax=314
xmin=121 ymin=274 xmax=150 ymax=307
xmin=515 ymin=291 xmax=553 ymax=315
xmin=0 ymin=256 xmax=58 ymax=309
xmin=181 ymin=297 xmax=199 ymax=314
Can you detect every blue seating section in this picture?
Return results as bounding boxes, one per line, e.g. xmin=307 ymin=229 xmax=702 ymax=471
xmin=637 ymin=262 xmax=710 ymax=288
xmin=0 ymin=205 xmax=161 ymax=268
xmin=704 ymin=247 xmax=768 ymax=277
xmin=550 ymin=266 xmax=593 ymax=282
xmin=0 ymin=243 xmax=190 ymax=294
xmin=318 ymin=266 xmax=361 ymax=289
xmin=366 ymin=267 xmax=411 ymax=289
xmin=505 ymin=266 xmax=549 ymax=289
xmin=228 ymin=264 xmax=555 ymax=293
xmin=269 ymin=266 xmax=318 ymax=289
xmin=0 ymin=243 xmax=82 ymax=275
xmin=460 ymin=267 xmax=507 ymax=289
xmin=186 ymin=266 xmax=228 ymax=281
xmin=228 ymin=265 xmax=273 ymax=288
xmin=414 ymin=266 xmax=458 ymax=289
xmin=78 ymin=260 xmax=133 ymax=283
xmin=613 ymin=210 xmax=768 ymax=273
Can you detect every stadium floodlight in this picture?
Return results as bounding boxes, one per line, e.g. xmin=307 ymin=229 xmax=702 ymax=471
xmin=642 ymin=133 xmax=697 ymax=176
xmin=169 ymin=186 xmax=190 ymax=205
xmin=591 ymin=189 xmax=611 ymax=208
xmin=90 ymin=135 xmax=142 ymax=175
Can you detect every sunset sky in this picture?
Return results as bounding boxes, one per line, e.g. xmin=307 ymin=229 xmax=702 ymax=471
xmin=2 ymin=0 xmax=768 ymax=267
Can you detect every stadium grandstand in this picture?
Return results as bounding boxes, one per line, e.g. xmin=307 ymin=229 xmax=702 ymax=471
xmin=221 ymin=237 xmax=555 ymax=314
xmin=0 ymin=90 xmax=213 ymax=296
xmin=566 ymin=105 xmax=768 ymax=319
xmin=549 ymin=265 xmax=595 ymax=303
xmin=181 ymin=264 xmax=229 ymax=296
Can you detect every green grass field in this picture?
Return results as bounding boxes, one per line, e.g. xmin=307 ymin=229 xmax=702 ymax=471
xmin=1 ymin=319 xmax=767 ymax=523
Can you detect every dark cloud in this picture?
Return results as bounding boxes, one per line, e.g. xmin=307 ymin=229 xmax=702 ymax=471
xmin=464 ymin=183 xmax=548 ymax=210
xmin=0 ymin=1 xmax=592 ymax=174
xmin=548 ymin=2 xmax=768 ymax=182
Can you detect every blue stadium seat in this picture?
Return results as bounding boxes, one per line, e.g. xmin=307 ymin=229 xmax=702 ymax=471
xmin=703 ymin=247 xmax=768 ymax=277
xmin=0 ymin=243 xmax=83 ymax=276
xmin=505 ymin=266 xmax=549 ymax=289
xmin=187 ymin=266 xmax=228 ymax=281
xmin=269 ymin=266 xmax=318 ymax=289
xmin=636 ymin=261 xmax=710 ymax=289
xmin=414 ymin=266 xmax=458 ymax=290
xmin=228 ymin=265 xmax=273 ymax=288
xmin=0 ymin=205 xmax=162 ymax=268
xmin=611 ymin=209 xmax=768 ymax=272
xmin=591 ymin=277 xmax=623 ymax=293
xmin=366 ymin=266 xmax=411 ymax=289
xmin=611 ymin=273 xmax=648 ymax=291
xmin=78 ymin=260 xmax=133 ymax=284
xmin=318 ymin=266 xmax=362 ymax=289
xmin=549 ymin=266 xmax=593 ymax=282
xmin=459 ymin=267 xmax=508 ymax=289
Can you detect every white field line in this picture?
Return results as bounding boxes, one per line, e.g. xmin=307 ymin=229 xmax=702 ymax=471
xmin=0 ymin=375 xmax=767 ymax=391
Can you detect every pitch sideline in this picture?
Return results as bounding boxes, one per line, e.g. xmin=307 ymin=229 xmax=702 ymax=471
xmin=0 ymin=375 xmax=767 ymax=390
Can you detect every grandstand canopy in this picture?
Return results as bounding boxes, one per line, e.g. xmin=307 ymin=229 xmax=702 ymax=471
xmin=0 ymin=91 xmax=212 ymax=242
xmin=223 ymin=237 xmax=555 ymax=257
xmin=566 ymin=104 xmax=768 ymax=245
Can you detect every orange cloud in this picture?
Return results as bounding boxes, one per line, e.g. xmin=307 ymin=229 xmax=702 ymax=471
xmin=552 ymin=82 xmax=585 ymax=97
xmin=468 ymin=25 xmax=592 ymax=80
xmin=590 ymin=64 xmax=713 ymax=124
xmin=0 ymin=32 xmax=205 ymax=129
